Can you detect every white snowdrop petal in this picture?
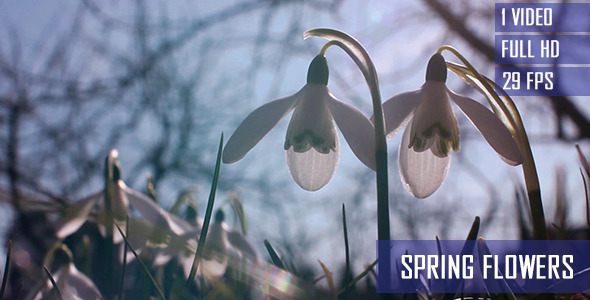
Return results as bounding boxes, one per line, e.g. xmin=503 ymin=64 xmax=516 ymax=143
xmin=286 ymin=144 xmax=339 ymax=191
xmin=285 ymin=85 xmax=337 ymax=154
xmin=380 ymin=88 xmax=423 ymax=139
xmin=56 ymin=192 xmax=102 ymax=239
xmin=448 ymin=89 xmax=523 ymax=166
xmin=65 ymin=264 xmax=103 ymax=300
xmin=399 ymin=121 xmax=451 ymax=199
xmin=124 ymin=183 xmax=191 ymax=236
xmin=409 ymin=82 xmax=460 ymax=150
xmin=126 ymin=218 xmax=156 ymax=248
xmin=110 ymin=180 xmax=130 ymax=220
xmin=227 ymin=231 xmax=258 ymax=260
xmin=31 ymin=264 xmax=102 ymax=300
xmin=223 ymin=93 xmax=299 ymax=164
xmin=327 ymin=96 xmax=376 ymax=170
xmin=201 ymin=221 xmax=230 ymax=279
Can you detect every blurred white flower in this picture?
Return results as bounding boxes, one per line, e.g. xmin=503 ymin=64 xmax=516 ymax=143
xmin=28 ymin=246 xmax=102 ymax=300
xmin=30 ymin=263 xmax=102 ymax=300
xmin=55 ymin=150 xmax=194 ymax=245
xmin=223 ymin=55 xmax=375 ymax=191
xmin=382 ymin=53 xmax=522 ymax=198
xmin=181 ymin=209 xmax=258 ymax=281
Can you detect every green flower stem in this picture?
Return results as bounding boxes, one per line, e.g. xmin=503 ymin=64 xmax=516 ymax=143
xmin=104 ymin=152 xmax=118 ymax=299
xmin=43 ymin=239 xmax=65 ymax=270
xmin=306 ymin=29 xmax=390 ymax=241
xmin=306 ymin=28 xmax=390 ymax=299
xmin=438 ymin=46 xmax=546 ymax=240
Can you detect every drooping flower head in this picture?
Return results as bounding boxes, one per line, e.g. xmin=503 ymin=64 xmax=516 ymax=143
xmin=55 ymin=150 xmax=195 ymax=246
xmin=223 ymin=55 xmax=375 ymax=191
xmin=383 ymin=53 xmax=522 ymax=198
xmin=195 ymin=209 xmax=258 ymax=281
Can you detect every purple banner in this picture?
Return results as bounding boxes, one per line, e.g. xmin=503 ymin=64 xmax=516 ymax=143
xmin=495 ymin=35 xmax=590 ymax=64
xmin=495 ymin=3 xmax=590 ymax=33
xmin=377 ymin=240 xmax=590 ymax=294
xmin=494 ymin=66 xmax=590 ymax=97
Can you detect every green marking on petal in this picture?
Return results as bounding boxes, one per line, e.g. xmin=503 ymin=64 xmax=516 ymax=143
xmin=410 ymin=121 xmax=460 ymax=156
xmin=438 ymin=139 xmax=449 ymax=156
xmin=312 ymin=135 xmax=325 ymax=147
xmin=410 ymin=135 xmax=426 ymax=152
xmin=452 ymin=138 xmax=460 ymax=151
xmin=285 ymin=128 xmax=336 ymax=154
xmin=294 ymin=131 xmax=307 ymax=144
xmin=422 ymin=122 xmax=451 ymax=139
xmin=293 ymin=143 xmax=312 ymax=153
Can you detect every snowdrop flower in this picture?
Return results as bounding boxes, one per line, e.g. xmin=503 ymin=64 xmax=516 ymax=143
xmin=382 ymin=53 xmax=522 ymax=198
xmin=223 ymin=55 xmax=375 ymax=191
xmin=56 ymin=150 xmax=193 ymax=245
xmin=30 ymin=263 xmax=103 ymax=300
xmin=180 ymin=209 xmax=258 ymax=281
xmin=198 ymin=209 xmax=257 ymax=280
xmin=28 ymin=246 xmax=102 ymax=300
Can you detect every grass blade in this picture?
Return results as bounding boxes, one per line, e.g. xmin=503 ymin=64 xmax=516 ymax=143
xmin=581 ymin=169 xmax=590 ymax=228
xmin=264 ymin=239 xmax=286 ymax=270
xmin=442 ymin=216 xmax=480 ymax=300
xmin=435 ymin=236 xmax=447 ymax=291
xmin=115 ymin=224 xmax=166 ymax=300
xmin=342 ymin=204 xmax=350 ymax=300
xmin=337 ymin=260 xmax=377 ymax=296
xmin=228 ymin=192 xmax=247 ymax=235
xmin=0 ymin=240 xmax=11 ymax=299
xmin=476 ymin=238 xmax=517 ymax=300
xmin=465 ymin=216 xmax=480 ymax=241
xmin=44 ymin=265 xmax=63 ymax=300
xmin=318 ymin=260 xmax=336 ymax=300
xmin=186 ymin=133 xmax=224 ymax=287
